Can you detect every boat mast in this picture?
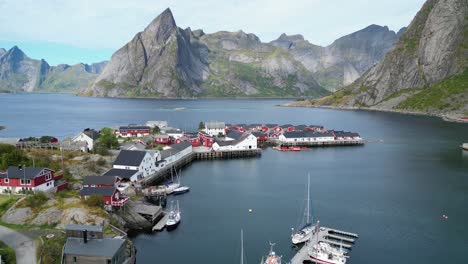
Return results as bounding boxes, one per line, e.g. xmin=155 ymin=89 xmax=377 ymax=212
xmin=240 ymin=229 xmax=244 ymax=264
xmin=306 ymin=173 xmax=310 ymax=224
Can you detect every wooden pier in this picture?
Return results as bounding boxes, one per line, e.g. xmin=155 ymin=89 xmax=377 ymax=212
xmin=274 ymin=139 xmax=364 ymax=147
xmin=152 ymin=212 xmax=169 ymax=231
xmin=290 ymin=226 xmax=359 ymax=264
xmin=194 ymin=148 xmax=261 ymax=160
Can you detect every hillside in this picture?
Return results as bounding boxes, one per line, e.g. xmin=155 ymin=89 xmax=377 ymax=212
xmin=295 ymin=0 xmax=468 ymax=119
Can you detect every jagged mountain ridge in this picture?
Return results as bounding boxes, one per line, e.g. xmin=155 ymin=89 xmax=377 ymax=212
xmin=0 ymin=46 xmax=108 ymax=93
xmin=83 ymin=8 xmax=401 ymax=98
xmin=308 ymin=0 xmax=467 ymax=118
xmin=270 ymin=24 xmax=404 ymax=91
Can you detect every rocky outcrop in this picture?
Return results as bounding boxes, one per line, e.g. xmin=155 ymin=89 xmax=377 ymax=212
xmin=83 ymin=8 xmax=328 ymax=98
xmin=270 ymin=25 xmax=403 ymax=91
xmin=0 ymin=46 xmax=108 ymax=93
xmin=309 ymin=0 xmax=467 ymax=117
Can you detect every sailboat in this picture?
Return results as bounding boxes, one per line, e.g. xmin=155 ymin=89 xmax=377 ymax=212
xmin=165 ymin=167 xmax=181 ymax=194
xmin=166 ymin=200 xmax=181 ymax=229
xmin=291 ymin=174 xmax=315 ymax=245
xmin=260 ymin=243 xmax=282 ymax=264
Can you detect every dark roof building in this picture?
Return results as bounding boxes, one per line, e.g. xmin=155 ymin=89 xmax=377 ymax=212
xmin=282 ymin=131 xmax=335 ymax=138
xmin=65 ymin=224 xmax=103 ymax=233
xmin=63 ymin=237 xmax=126 ymax=263
xmin=2 ymin=167 xmax=49 ymax=179
xmin=102 ymin=169 xmax=139 ymax=179
xmin=83 ymin=176 xmax=117 ymax=186
xmin=113 ymin=150 xmax=147 ymax=166
xmin=80 ymin=187 xmax=116 ymax=197
xmin=170 ymin=141 xmax=192 ymax=152
xmin=226 ymin=130 xmax=244 ymax=140
xmin=83 ymin=129 xmax=100 ymax=140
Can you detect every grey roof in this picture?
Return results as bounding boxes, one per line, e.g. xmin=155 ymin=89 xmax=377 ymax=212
xmin=154 ymin=134 xmax=170 ymax=139
xmin=80 ymin=187 xmax=116 ymax=197
xmin=170 ymin=141 xmax=192 ymax=151
xmin=226 ymin=130 xmax=244 ymax=140
xmin=282 ymin=131 xmax=334 ymax=138
xmin=119 ymin=125 xmax=150 ymax=130
xmin=103 ymin=169 xmax=138 ymax=179
xmin=280 ymin=124 xmax=294 ymax=128
xmin=65 ymin=224 xmax=103 ymax=233
xmin=214 ymin=138 xmax=236 ymax=146
xmin=294 ymin=125 xmax=308 ymax=130
xmin=251 ymin=132 xmax=267 ymax=137
xmin=83 ymin=176 xmax=116 ymax=185
xmin=332 ymin=131 xmax=360 ymax=137
xmin=64 ymin=237 xmax=125 ymax=258
xmin=2 ymin=167 xmax=46 ymax=179
xmin=113 ymin=150 xmax=147 ymax=166
xmin=205 ymin=122 xmax=225 ymax=129
xmin=160 ymin=149 xmax=173 ymax=159
xmin=83 ymin=129 xmax=100 ymax=140
xmin=165 ymin=129 xmax=183 ymax=134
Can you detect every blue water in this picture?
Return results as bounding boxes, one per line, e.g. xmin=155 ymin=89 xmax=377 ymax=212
xmin=1 ymin=93 xmax=468 ymax=264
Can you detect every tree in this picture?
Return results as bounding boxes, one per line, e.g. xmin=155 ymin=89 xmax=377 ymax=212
xmin=39 ymin=135 xmax=54 ymax=143
xmin=95 ymin=127 xmax=119 ymax=154
xmin=152 ymin=126 xmax=160 ymax=134
xmin=198 ymin=121 xmax=205 ymax=130
xmin=83 ymin=195 xmax=104 ymax=207
xmin=0 ymin=149 xmax=29 ymax=170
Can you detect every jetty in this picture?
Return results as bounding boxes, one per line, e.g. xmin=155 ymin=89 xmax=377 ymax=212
xmin=290 ymin=226 xmax=359 ymax=264
xmin=152 ymin=212 xmax=169 ymax=231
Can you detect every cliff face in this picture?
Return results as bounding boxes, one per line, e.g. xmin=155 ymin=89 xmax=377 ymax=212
xmin=311 ymin=0 xmax=468 ymax=117
xmin=83 ymin=8 xmax=327 ymax=98
xmin=270 ymin=25 xmax=402 ymax=91
xmin=0 ymin=46 xmax=108 ymax=93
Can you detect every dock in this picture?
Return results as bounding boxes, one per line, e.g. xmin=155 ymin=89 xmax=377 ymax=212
xmin=152 ymin=212 xmax=169 ymax=231
xmin=274 ymin=139 xmax=364 ymax=147
xmin=290 ymin=226 xmax=359 ymax=264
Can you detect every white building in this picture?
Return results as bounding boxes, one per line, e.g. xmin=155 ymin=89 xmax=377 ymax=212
xmin=278 ymin=131 xmax=335 ymax=143
xmin=204 ymin=122 xmax=226 ymax=136
xmin=212 ymin=133 xmax=257 ymax=151
xmin=165 ymin=129 xmax=184 ymax=139
xmin=112 ymin=150 xmax=156 ymax=181
xmin=72 ymin=129 xmax=100 ymax=152
xmin=146 ymin=121 xmax=168 ymax=129
xmin=159 ymin=141 xmax=193 ymax=167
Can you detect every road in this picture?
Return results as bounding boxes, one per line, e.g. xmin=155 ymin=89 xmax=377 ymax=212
xmin=0 ymin=225 xmax=36 ymax=264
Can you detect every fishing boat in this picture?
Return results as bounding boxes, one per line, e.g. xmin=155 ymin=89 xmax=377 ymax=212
xmin=292 ymin=174 xmax=315 ymax=245
xmin=173 ymin=186 xmax=190 ymax=195
xmin=308 ymin=242 xmax=348 ymax=264
xmin=260 ymin=243 xmax=282 ymax=264
xmin=166 ymin=200 xmax=181 ymax=229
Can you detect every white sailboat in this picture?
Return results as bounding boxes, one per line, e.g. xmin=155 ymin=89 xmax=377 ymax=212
xmin=292 ymin=174 xmax=315 ymax=245
xmin=166 ymin=200 xmax=181 ymax=229
xmin=165 ymin=167 xmax=180 ymax=194
xmin=260 ymin=243 xmax=282 ymax=264
xmin=307 ymin=221 xmax=347 ymax=264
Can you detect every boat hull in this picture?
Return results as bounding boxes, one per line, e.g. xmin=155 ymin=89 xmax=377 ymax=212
xmin=173 ymin=188 xmax=190 ymax=195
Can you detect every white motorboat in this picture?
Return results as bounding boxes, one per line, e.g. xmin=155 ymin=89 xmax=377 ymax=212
xmin=173 ymin=186 xmax=190 ymax=195
xmin=166 ymin=200 xmax=181 ymax=229
xmin=308 ymin=242 xmax=348 ymax=264
xmin=260 ymin=243 xmax=282 ymax=264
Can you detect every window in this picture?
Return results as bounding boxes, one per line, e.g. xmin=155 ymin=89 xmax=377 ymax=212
xmin=21 ymin=179 xmax=31 ymax=185
xmin=46 ymin=174 xmax=52 ymax=181
xmin=4 ymin=178 xmax=9 ymax=183
xmin=73 ymin=256 xmax=77 ymax=262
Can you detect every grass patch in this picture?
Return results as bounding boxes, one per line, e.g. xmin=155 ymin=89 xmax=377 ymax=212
xmin=0 ymin=240 xmax=16 ymax=264
xmin=396 ymin=70 xmax=468 ymax=111
xmin=0 ymin=196 xmax=21 ymax=217
xmin=37 ymin=233 xmax=66 ymax=264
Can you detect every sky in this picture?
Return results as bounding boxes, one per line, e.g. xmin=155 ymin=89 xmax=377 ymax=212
xmin=0 ymin=0 xmax=426 ymax=65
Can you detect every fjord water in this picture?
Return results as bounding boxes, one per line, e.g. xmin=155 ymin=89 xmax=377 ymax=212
xmin=1 ymin=93 xmax=468 ymax=263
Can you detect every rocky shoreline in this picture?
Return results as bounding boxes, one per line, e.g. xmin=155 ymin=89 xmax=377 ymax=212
xmin=282 ymin=101 xmax=468 ymax=124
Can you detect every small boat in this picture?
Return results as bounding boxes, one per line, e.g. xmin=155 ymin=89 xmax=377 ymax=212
xmin=173 ymin=186 xmax=190 ymax=195
xmin=260 ymin=243 xmax=282 ymax=264
xmin=292 ymin=174 xmax=315 ymax=245
xmin=166 ymin=200 xmax=181 ymax=229
xmin=462 ymin=143 xmax=468 ymax=150
xmin=289 ymin=146 xmax=301 ymax=151
xmin=165 ymin=167 xmax=181 ymax=194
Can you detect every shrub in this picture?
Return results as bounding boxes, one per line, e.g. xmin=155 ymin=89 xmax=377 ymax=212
xmin=83 ymin=195 xmax=104 ymax=207
xmin=96 ymin=157 xmax=106 ymax=166
xmin=0 ymin=240 xmax=16 ymax=264
xmin=37 ymin=234 xmax=66 ymax=264
xmin=24 ymin=191 xmax=49 ymax=208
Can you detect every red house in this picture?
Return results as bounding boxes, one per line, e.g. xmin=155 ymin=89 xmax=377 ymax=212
xmin=80 ymin=187 xmax=128 ymax=207
xmin=0 ymin=167 xmax=55 ymax=194
xmin=154 ymin=134 xmax=171 ymax=144
xmin=198 ymin=131 xmax=214 ymax=147
xmin=252 ymin=132 xmax=268 ymax=141
xmin=116 ymin=125 xmax=151 ymax=138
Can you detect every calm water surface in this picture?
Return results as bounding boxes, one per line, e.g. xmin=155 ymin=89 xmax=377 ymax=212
xmin=1 ymin=94 xmax=468 ymax=264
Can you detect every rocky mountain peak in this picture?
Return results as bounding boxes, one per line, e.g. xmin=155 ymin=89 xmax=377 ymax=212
xmin=141 ymin=7 xmax=177 ymax=47
xmin=4 ymin=46 xmax=27 ymax=61
xmin=0 ymin=48 xmax=6 ymax=57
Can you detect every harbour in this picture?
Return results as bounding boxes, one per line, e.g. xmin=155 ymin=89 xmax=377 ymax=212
xmin=1 ymin=94 xmax=468 ymax=264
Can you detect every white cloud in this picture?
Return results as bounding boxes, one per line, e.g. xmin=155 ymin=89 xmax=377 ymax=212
xmin=0 ymin=0 xmax=425 ymax=49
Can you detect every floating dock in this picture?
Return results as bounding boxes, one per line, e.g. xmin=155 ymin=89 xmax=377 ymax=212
xmin=290 ymin=226 xmax=359 ymax=264
xmin=152 ymin=212 xmax=169 ymax=231
xmin=274 ymin=139 xmax=364 ymax=147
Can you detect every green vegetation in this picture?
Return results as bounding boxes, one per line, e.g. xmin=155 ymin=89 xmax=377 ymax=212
xmin=198 ymin=121 xmax=205 ymax=130
xmin=152 ymin=126 xmax=160 ymax=134
xmin=23 ymin=192 xmax=48 ymax=208
xmin=37 ymin=233 xmax=66 ymax=264
xmin=83 ymin=195 xmax=104 ymax=207
xmin=95 ymin=127 xmax=119 ymax=155
xmin=0 ymin=196 xmax=21 ymax=216
xmin=0 ymin=240 xmax=16 ymax=264
xmin=0 ymin=144 xmax=29 ymax=170
xmin=396 ymin=70 xmax=468 ymax=111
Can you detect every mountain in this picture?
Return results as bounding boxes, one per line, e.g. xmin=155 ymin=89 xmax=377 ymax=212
xmin=270 ymin=25 xmax=403 ymax=91
xmin=304 ymin=0 xmax=467 ymax=118
xmin=0 ymin=46 xmax=108 ymax=93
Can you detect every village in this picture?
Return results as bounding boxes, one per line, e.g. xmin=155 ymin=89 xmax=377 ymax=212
xmin=0 ymin=121 xmax=363 ymax=263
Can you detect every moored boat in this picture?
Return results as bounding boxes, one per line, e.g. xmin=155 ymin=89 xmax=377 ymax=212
xmin=292 ymin=174 xmax=314 ymax=245
xmin=308 ymin=242 xmax=347 ymax=264
xmin=173 ymin=186 xmax=190 ymax=195
xmin=166 ymin=200 xmax=181 ymax=229
xmin=261 ymin=243 xmax=282 ymax=264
